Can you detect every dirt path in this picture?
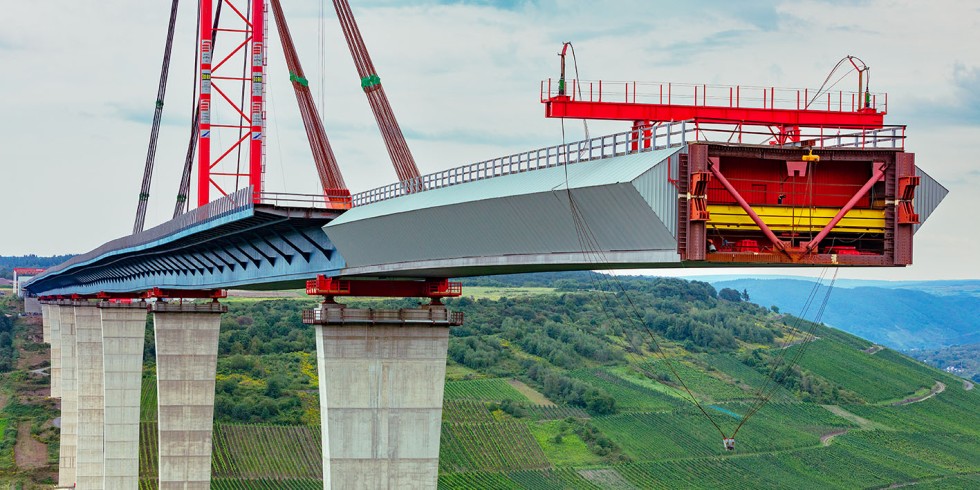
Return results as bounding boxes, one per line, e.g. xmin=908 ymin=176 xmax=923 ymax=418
xmin=864 ymin=345 xmax=884 ymax=354
xmin=892 ymin=381 xmax=945 ymax=406
xmin=14 ymin=421 xmax=48 ymax=469
xmin=965 ymin=380 xmax=975 ymax=391
xmin=821 ymin=429 xmax=849 ymax=446
xmin=821 ymin=405 xmax=892 ymax=431
xmin=28 ymin=367 xmax=49 ymax=377
xmin=507 ymin=379 xmax=555 ymax=406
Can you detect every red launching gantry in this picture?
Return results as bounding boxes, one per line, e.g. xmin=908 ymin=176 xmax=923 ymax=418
xmin=543 ymin=48 xmax=917 ymax=265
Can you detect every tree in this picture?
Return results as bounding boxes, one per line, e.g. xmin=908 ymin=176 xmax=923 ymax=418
xmin=719 ymin=288 xmax=742 ymax=302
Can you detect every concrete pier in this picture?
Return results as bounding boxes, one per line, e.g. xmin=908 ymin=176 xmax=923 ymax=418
xmin=100 ymin=302 xmax=148 ymax=489
xmin=152 ymin=301 xmax=225 ymax=490
xmin=49 ymin=304 xmax=63 ymax=399
xmin=41 ymin=302 xmax=51 ymax=344
xmin=74 ymin=303 xmax=105 ymax=489
xmin=58 ymin=302 xmax=79 ymax=488
xmin=306 ymin=305 xmax=460 ymax=489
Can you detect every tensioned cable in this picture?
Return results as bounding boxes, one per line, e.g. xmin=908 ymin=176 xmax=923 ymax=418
xmin=732 ymin=268 xmax=839 ymax=437
xmin=134 ymin=0 xmax=182 ymax=234
xmin=556 ymin=115 xmax=728 ymax=440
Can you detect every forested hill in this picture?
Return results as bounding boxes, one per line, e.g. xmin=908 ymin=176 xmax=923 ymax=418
xmin=125 ymin=273 xmax=980 ymax=488
xmin=0 ymin=254 xmax=74 ymax=279
xmin=711 ymin=277 xmax=980 ymax=350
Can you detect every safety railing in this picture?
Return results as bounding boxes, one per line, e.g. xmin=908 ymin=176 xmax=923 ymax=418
xmin=686 ymin=123 xmax=906 ymax=150
xmin=257 ymin=191 xmax=352 ymax=210
xmin=29 ymin=187 xmax=255 ymax=282
xmin=800 ymin=126 xmax=906 ymax=149
xmin=541 ymin=78 xmax=888 ymax=114
xmin=303 ymin=307 xmax=464 ymax=325
xmin=353 ymin=120 xmax=694 ymax=206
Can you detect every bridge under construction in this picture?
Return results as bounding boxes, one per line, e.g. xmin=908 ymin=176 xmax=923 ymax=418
xmin=22 ymin=1 xmax=946 ymax=489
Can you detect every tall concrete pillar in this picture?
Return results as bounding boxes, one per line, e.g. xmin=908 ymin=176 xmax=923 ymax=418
xmin=75 ymin=303 xmax=105 ymax=490
xmin=307 ymin=304 xmax=459 ymax=489
xmin=50 ymin=304 xmax=63 ymax=399
xmin=152 ymin=301 xmax=225 ymax=490
xmin=58 ymin=302 xmax=79 ymax=488
xmin=100 ymin=301 xmax=148 ymax=490
xmin=41 ymin=302 xmax=51 ymax=344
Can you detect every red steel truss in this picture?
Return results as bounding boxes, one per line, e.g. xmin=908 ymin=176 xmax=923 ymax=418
xmin=542 ymin=79 xmax=887 ymax=145
xmin=198 ymin=0 xmax=265 ymax=206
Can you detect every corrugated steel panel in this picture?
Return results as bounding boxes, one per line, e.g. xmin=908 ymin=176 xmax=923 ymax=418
xmin=631 ymin=150 xmax=680 ymax=238
xmin=330 ymin=147 xmax=683 ymax=225
xmin=914 ymin=165 xmax=948 ymax=233
xmin=326 ymin=181 xmax=678 ymax=272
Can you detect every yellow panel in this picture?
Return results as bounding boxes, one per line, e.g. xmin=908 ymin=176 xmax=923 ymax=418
xmin=706 ymin=205 xmax=885 ymax=233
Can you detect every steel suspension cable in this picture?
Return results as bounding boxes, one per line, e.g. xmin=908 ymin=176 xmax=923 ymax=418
xmin=332 ymin=0 xmax=421 ymax=184
xmin=735 ymin=270 xmax=827 ymax=418
xmin=134 ymin=0 xmax=181 ymax=234
xmin=269 ymin=0 xmax=347 ymax=191
xmin=732 ymin=268 xmax=839 ymax=438
xmin=567 ymin=192 xmax=729 ymax=439
xmin=556 ymin=118 xmax=728 ymax=440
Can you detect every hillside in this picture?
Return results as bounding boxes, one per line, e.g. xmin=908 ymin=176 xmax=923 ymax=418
xmin=146 ymin=274 xmax=980 ymax=488
xmin=711 ymin=278 xmax=980 ymax=350
xmin=2 ymin=274 xmax=979 ymax=488
xmin=908 ymin=343 xmax=980 ymax=382
xmin=0 ymin=255 xmax=74 ymax=279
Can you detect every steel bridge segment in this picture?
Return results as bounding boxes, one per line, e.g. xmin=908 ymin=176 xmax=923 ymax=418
xmin=326 ymin=146 xmax=686 ymax=278
xmin=24 ymin=127 xmax=948 ymax=297
xmin=25 ymin=191 xmax=346 ymax=297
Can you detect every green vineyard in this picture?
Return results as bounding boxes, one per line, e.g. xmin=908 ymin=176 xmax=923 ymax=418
xmin=443 ymin=378 xmax=531 ymax=402
xmin=121 ymin=283 xmax=980 ymax=489
xmin=568 ymin=368 xmax=681 ymax=411
xmin=439 ymin=421 xmax=551 ymax=472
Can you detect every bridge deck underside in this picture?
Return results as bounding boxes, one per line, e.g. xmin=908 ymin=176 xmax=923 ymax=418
xmin=27 ymin=206 xmax=344 ymax=296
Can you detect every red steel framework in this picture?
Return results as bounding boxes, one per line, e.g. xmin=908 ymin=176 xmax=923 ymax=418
xmin=542 ymin=78 xmax=887 ymax=145
xmin=306 ymin=275 xmax=463 ymax=300
xmin=198 ymin=0 xmax=266 ymax=206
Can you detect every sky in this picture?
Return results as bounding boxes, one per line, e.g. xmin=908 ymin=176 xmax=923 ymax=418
xmin=0 ymin=0 xmax=978 ymax=281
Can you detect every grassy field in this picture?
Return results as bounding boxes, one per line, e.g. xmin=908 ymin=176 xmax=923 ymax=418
xmin=529 ymin=420 xmax=605 ymax=466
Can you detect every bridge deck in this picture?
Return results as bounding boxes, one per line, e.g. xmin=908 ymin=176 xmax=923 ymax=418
xmin=25 ymin=124 xmax=946 ymax=297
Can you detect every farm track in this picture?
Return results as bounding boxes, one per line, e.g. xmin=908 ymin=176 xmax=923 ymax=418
xmin=820 ymin=429 xmax=849 ymax=446
xmin=892 ymin=381 xmax=945 ymax=406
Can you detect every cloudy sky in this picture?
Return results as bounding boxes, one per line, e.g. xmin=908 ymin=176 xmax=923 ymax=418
xmin=1 ymin=0 xmax=977 ymax=280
